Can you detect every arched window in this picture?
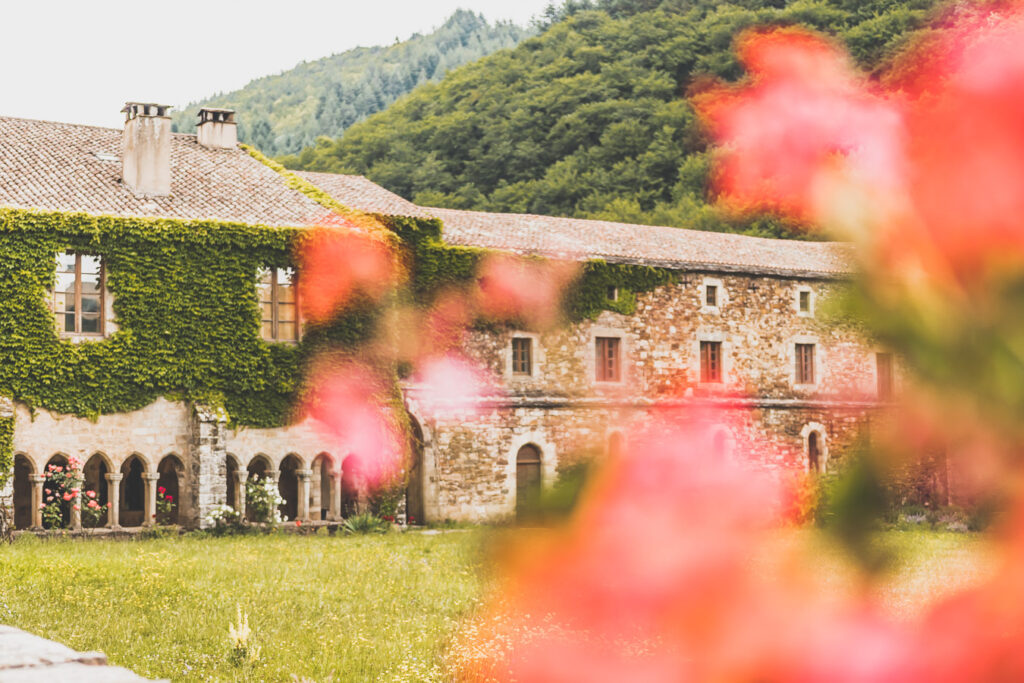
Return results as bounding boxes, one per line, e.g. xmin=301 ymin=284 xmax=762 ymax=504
xmin=312 ymin=453 xmax=336 ymax=521
xmin=157 ymin=455 xmax=184 ymax=525
xmin=516 ymin=444 xmax=543 ymax=521
xmin=82 ymin=453 xmax=110 ymax=528
xmin=225 ymin=455 xmax=240 ymax=510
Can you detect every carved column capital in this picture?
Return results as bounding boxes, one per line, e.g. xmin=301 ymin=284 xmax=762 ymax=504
xmin=104 ymin=472 xmax=124 ymax=483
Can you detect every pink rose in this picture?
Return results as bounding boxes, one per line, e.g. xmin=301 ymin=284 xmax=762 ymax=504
xmin=54 ymin=466 xmax=62 ymax=473
xmin=73 ymin=505 xmax=80 ymax=511
xmin=87 ymin=500 xmax=98 ymax=509
xmin=62 ymin=493 xmax=72 ymax=501
xmin=46 ymin=496 xmax=53 ymax=502
xmin=38 ymin=503 xmax=45 ymax=509
xmin=106 ymin=502 xmax=112 ymax=508
xmin=86 ymin=491 xmax=96 ymax=499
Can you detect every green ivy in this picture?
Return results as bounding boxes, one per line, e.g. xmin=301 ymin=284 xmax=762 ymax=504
xmin=0 ymin=416 xmax=13 ymax=488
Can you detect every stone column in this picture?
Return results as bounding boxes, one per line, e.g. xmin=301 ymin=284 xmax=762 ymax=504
xmin=297 ymin=470 xmax=312 ymax=522
xmin=29 ymin=475 xmax=45 ymax=529
xmin=190 ymin=405 xmax=229 ymax=530
xmin=234 ymin=472 xmax=246 ymax=518
xmin=71 ymin=490 xmax=82 ymax=531
xmin=142 ymin=473 xmax=159 ymax=526
xmin=329 ymin=473 xmax=341 ymax=521
xmin=104 ymin=473 xmax=123 ymax=528
xmin=269 ymin=469 xmax=280 ymax=484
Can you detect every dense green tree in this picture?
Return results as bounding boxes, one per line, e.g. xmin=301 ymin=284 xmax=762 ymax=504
xmin=282 ymin=0 xmax=944 ymax=238
xmin=171 ymin=10 xmax=531 ymax=156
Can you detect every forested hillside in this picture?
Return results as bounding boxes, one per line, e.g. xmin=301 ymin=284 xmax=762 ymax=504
xmin=281 ymin=0 xmax=943 ymax=237
xmin=171 ymin=10 xmax=531 ymax=156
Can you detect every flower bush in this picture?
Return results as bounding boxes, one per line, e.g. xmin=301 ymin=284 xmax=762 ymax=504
xmin=40 ymin=458 xmax=81 ymax=530
xmin=205 ymin=504 xmax=244 ymax=535
xmin=154 ymin=486 xmax=176 ymax=525
xmin=245 ymin=478 xmax=284 ymax=525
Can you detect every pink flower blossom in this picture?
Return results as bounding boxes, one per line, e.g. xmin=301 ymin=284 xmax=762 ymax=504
xmin=62 ymin=493 xmax=72 ymax=501
xmin=86 ymin=490 xmax=96 ymax=499
xmin=87 ymin=500 xmax=98 ymax=509
xmin=73 ymin=505 xmax=80 ymax=511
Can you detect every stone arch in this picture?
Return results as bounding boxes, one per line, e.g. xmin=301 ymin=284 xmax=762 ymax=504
xmin=278 ymin=454 xmax=303 ymax=522
xmin=119 ymin=454 xmax=148 ymax=527
xmin=43 ymin=454 xmax=71 ymax=529
xmin=247 ymin=454 xmax=272 ymax=481
xmin=157 ymin=454 xmax=185 ymax=525
xmin=801 ymin=422 xmax=829 ymax=474
xmin=515 ymin=443 xmax=543 ymax=522
xmin=311 ymin=453 xmax=336 ymax=521
xmin=405 ymin=415 xmax=425 ymax=526
xmin=81 ymin=453 xmax=112 ymax=528
xmin=12 ymin=454 xmax=34 ymax=530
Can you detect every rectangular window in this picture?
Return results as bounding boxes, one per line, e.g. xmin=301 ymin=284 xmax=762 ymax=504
xmin=799 ymin=290 xmax=811 ymax=313
xmin=512 ymin=337 xmax=533 ymax=376
xmin=877 ymin=352 xmax=894 ymax=399
xmin=606 ymin=286 xmax=619 ymax=302
xmin=595 ymin=337 xmax=621 ymax=382
xmin=258 ymin=266 xmax=299 ymax=342
xmin=700 ymin=341 xmax=723 ymax=383
xmin=54 ymin=251 xmax=103 ymax=336
xmin=706 ymin=285 xmax=718 ymax=307
xmin=796 ymin=343 xmax=816 ymax=384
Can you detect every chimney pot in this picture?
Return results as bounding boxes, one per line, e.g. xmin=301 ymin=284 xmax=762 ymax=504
xmin=196 ymin=107 xmax=238 ymax=149
xmin=121 ymin=101 xmax=172 ymax=196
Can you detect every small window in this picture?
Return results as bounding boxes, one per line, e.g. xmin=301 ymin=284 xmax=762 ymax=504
xmin=700 ymin=341 xmax=723 ymax=383
xmin=706 ymin=285 xmax=718 ymax=308
xmin=876 ymin=352 xmax=894 ymax=399
xmin=606 ymin=286 xmax=619 ymax=302
xmin=595 ymin=337 xmax=621 ymax=382
xmin=512 ymin=337 xmax=533 ymax=376
xmin=795 ymin=343 xmax=815 ymax=384
xmin=258 ymin=266 xmax=299 ymax=342
xmin=799 ymin=290 xmax=811 ymax=313
xmin=54 ymin=251 xmax=104 ymax=336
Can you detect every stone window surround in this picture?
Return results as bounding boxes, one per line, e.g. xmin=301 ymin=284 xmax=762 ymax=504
xmin=693 ymin=330 xmax=732 ymax=386
xmin=588 ymin=325 xmax=631 ymax=386
xmin=700 ymin=277 xmax=727 ymax=314
xmin=49 ymin=252 xmax=119 ymax=343
xmin=257 ymin=265 xmax=301 ymax=344
xmin=795 ymin=285 xmax=815 ymax=318
xmin=505 ymin=432 xmax=558 ymax=513
xmin=505 ymin=331 xmax=544 ymax=381
xmin=789 ymin=334 xmax=824 ymax=389
xmin=800 ymin=422 xmax=829 ymax=473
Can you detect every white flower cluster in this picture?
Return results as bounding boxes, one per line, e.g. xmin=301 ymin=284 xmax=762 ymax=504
xmin=204 ymin=504 xmax=240 ymax=528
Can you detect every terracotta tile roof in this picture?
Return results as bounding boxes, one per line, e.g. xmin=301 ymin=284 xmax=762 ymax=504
xmin=426 ymin=207 xmax=855 ymax=277
xmin=295 ymin=171 xmax=431 ymax=218
xmin=298 ymin=172 xmax=855 ymax=278
xmin=0 ymin=116 xmax=334 ymax=227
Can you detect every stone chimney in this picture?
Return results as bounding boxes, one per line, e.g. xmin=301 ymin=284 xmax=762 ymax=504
xmin=196 ymin=108 xmax=237 ymax=149
xmin=121 ymin=102 xmax=172 ymax=196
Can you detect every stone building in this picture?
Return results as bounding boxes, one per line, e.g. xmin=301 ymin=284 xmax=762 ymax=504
xmin=0 ymin=104 xmax=891 ymax=529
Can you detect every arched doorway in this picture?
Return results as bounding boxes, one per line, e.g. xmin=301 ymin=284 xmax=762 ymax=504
xmin=808 ymin=432 xmax=822 ymax=473
xmin=120 ymin=455 xmax=146 ymax=527
xmin=13 ymin=454 xmax=33 ymax=530
xmin=516 ymin=444 xmax=542 ymax=521
xmin=157 ymin=455 xmax=184 ymax=525
xmin=278 ymin=455 xmax=301 ymax=522
xmin=312 ymin=454 xmax=335 ymax=521
xmin=43 ymin=454 xmax=71 ymax=529
xmin=225 ymin=455 xmax=239 ymax=510
xmin=245 ymin=455 xmax=271 ymax=522
xmin=405 ymin=417 xmax=425 ymax=526
xmin=82 ymin=453 xmax=110 ymax=527
xmin=341 ymin=455 xmax=364 ymax=517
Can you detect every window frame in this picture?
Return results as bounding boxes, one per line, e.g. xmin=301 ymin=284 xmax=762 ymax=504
xmin=700 ymin=340 xmax=723 ymax=383
xmin=796 ymin=286 xmax=815 ymax=317
xmin=700 ymin=277 xmax=725 ymax=314
xmin=258 ymin=266 xmax=301 ymax=343
xmin=511 ymin=337 xmax=533 ymax=376
xmin=795 ymin=343 xmax=816 ymax=385
xmin=55 ymin=251 xmax=105 ymax=338
xmin=595 ymin=336 xmax=622 ymax=383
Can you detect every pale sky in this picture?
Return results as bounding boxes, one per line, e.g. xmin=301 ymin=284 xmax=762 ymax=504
xmin=1 ymin=1 xmax=552 ymax=129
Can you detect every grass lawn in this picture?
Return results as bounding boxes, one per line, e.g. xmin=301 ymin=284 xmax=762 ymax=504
xmin=0 ymin=528 xmax=992 ymax=681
